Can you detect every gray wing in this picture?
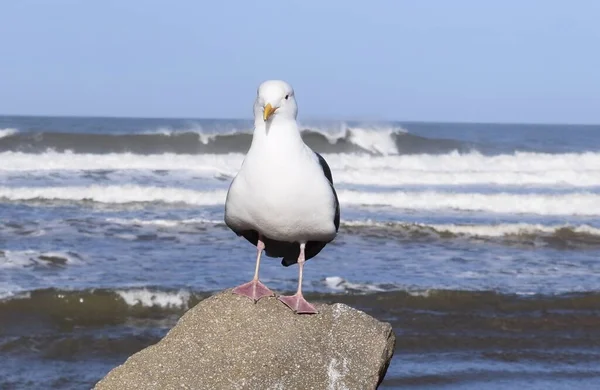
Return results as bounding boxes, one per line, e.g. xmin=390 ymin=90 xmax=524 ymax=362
xmin=314 ymin=152 xmax=340 ymax=231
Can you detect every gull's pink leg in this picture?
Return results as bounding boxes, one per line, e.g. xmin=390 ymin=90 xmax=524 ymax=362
xmin=278 ymin=243 xmax=318 ymax=314
xmin=232 ymin=237 xmax=274 ymax=302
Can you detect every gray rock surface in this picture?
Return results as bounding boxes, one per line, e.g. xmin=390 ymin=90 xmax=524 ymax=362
xmin=94 ymin=289 xmax=396 ymax=390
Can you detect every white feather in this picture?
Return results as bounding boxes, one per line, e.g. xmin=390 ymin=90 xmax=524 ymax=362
xmin=225 ymin=81 xmax=337 ymax=243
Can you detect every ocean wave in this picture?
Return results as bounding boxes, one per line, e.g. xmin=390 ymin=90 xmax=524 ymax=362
xmin=342 ymin=221 xmax=600 ymax=248
xmin=0 ymin=250 xmax=83 ymax=269
xmin=344 ymin=220 xmax=600 ymax=236
xmin=0 ymin=185 xmax=228 ymax=205
xmin=328 ymin=151 xmax=600 ymax=187
xmin=105 ymin=217 xmax=222 ymax=227
xmin=324 ymin=276 xmax=389 ymax=293
xmin=2 ymin=150 xmax=600 ymax=188
xmin=339 ymin=190 xmax=600 ymax=216
xmin=104 ymin=216 xmax=600 ymax=243
xmin=0 ymin=288 xmax=203 ymax=330
xmin=0 ymin=126 xmax=471 ymax=155
xmin=0 ymin=128 xmax=18 ymax=139
xmin=99 ymin=217 xmax=600 ymax=248
xmin=116 ymin=288 xmax=192 ymax=309
xmin=2 ymin=185 xmax=600 ymax=216
xmin=2 ymin=287 xmax=599 ymax=374
xmin=1 ymin=287 xmax=599 ymax=326
xmin=0 ymin=151 xmax=243 ymax=178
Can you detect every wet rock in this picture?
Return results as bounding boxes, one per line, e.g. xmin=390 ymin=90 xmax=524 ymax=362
xmin=94 ymin=289 xmax=395 ymax=389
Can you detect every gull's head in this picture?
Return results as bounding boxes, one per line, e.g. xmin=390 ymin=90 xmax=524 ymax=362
xmin=254 ymin=80 xmax=298 ymax=123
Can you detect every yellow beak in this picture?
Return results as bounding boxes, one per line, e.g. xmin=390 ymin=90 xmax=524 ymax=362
xmin=263 ymin=103 xmax=277 ymax=121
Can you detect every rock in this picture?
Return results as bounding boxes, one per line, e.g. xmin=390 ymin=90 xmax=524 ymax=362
xmin=94 ymin=289 xmax=396 ymax=390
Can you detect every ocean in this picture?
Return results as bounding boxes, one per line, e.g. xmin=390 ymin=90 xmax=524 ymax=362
xmin=1 ymin=115 xmax=599 ymax=389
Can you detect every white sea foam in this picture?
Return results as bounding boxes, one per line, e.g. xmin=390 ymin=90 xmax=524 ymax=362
xmin=350 ymin=127 xmax=403 ymax=155
xmin=143 ymin=123 xmax=406 ymax=154
xmin=0 ymin=185 xmax=227 ymax=205
xmin=2 ymin=150 xmax=600 ymax=187
xmin=343 ymin=220 xmax=600 ymax=237
xmin=338 ymin=190 xmax=600 ymax=216
xmin=2 ymin=185 xmax=600 ymax=216
xmin=326 ymin=151 xmax=600 ymax=187
xmin=334 ymin=166 xmax=600 ymax=187
xmin=0 ymin=151 xmax=243 ymax=177
xmin=0 ymin=128 xmax=17 ymax=138
xmin=324 ymin=276 xmax=387 ymax=292
xmin=0 ymin=289 xmax=29 ymax=301
xmin=429 ymin=222 xmax=600 ymax=237
xmin=116 ymin=288 xmax=191 ymax=308
xmin=0 ymin=250 xmax=82 ymax=269
xmin=106 ymin=218 xmax=600 ymax=238
xmin=143 ymin=125 xmax=247 ymax=145
xmin=311 ymin=124 xmax=404 ymax=155
xmin=105 ymin=217 xmax=222 ymax=227
xmin=328 ymin=150 xmax=600 ymax=172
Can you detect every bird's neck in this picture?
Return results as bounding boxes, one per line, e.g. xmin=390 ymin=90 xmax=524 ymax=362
xmin=251 ymin=116 xmax=304 ymax=150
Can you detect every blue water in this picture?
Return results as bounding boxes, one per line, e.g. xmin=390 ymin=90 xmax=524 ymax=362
xmin=1 ymin=116 xmax=600 ymax=389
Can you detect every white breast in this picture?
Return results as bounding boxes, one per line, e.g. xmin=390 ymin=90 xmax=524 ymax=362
xmin=225 ymin=124 xmax=337 ymax=243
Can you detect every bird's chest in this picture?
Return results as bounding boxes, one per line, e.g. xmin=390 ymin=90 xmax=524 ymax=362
xmin=244 ymin=158 xmax=325 ymax=213
xmin=232 ymin=152 xmax=335 ymax=240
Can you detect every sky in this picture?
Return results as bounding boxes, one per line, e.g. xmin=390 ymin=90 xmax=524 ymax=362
xmin=1 ymin=0 xmax=599 ymax=124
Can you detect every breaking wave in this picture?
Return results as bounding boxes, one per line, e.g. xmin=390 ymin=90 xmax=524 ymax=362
xmin=342 ymin=221 xmax=600 ymax=248
xmin=0 ymin=250 xmax=83 ymax=269
xmin=104 ymin=217 xmax=222 ymax=227
xmin=0 ymin=126 xmax=472 ymax=155
xmin=2 ymin=185 xmax=600 ymax=216
xmin=2 ymin=287 xmax=600 ymax=385
xmin=100 ymin=217 xmax=600 ymax=248
xmin=343 ymin=220 xmax=600 ymax=236
xmin=103 ymin=216 xmax=600 ymax=243
xmin=1 ymin=150 xmax=600 ymax=188
xmin=1 ymin=287 xmax=599 ymax=328
xmin=327 ymin=151 xmax=600 ymax=187
xmin=0 ymin=286 xmax=600 ymax=321
xmin=339 ymin=190 xmax=600 ymax=216
xmin=0 ymin=128 xmax=18 ymax=139
xmin=115 ymin=288 xmax=192 ymax=309
xmin=0 ymin=185 xmax=227 ymax=205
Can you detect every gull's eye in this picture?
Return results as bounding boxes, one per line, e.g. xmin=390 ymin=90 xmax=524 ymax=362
xmin=285 ymin=94 xmax=289 ymax=100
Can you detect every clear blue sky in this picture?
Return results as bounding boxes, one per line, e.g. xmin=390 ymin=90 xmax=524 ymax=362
xmin=1 ymin=0 xmax=599 ymax=123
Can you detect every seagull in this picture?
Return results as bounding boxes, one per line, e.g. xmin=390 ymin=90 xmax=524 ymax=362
xmin=224 ymin=80 xmax=340 ymax=314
